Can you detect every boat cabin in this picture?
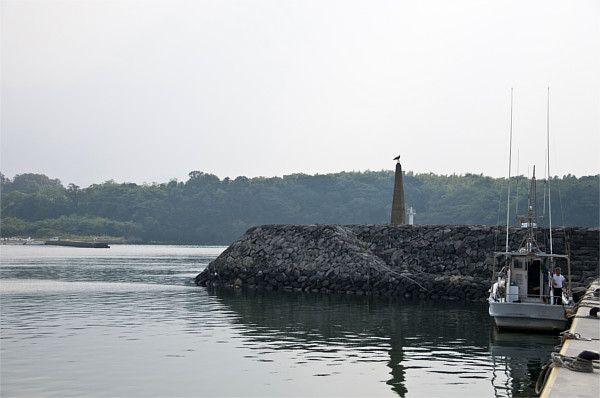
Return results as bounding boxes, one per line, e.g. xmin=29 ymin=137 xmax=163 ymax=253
xmin=493 ymin=251 xmax=570 ymax=304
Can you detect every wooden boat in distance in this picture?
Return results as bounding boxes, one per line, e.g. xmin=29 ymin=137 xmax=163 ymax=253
xmin=45 ymin=238 xmax=110 ymax=248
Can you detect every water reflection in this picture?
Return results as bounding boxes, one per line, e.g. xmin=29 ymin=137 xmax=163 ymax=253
xmin=488 ymin=329 xmax=557 ymax=397
xmin=0 ymin=244 xmax=220 ymax=286
xmin=203 ymin=288 xmax=543 ymax=397
xmin=1 ymin=245 xmax=557 ymax=397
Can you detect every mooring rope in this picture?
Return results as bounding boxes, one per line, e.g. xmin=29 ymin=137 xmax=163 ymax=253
xmin=370 ymin=261 xmax=434 ymax=294
xmin=536 ymin=352 xmax=600 ymax=394
xmin=559 ymin=331 xmax=600 ymax=344
xmin=573 ymin=290 xmax=600 ymax=310
xmin=550 ymin=352 xmax=599 ymax=372
xmin=567 ymin=306 xmax=600 ymax=321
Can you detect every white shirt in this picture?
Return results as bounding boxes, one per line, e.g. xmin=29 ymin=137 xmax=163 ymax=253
xmin=553 ymin=273 xmax=565 ymax=288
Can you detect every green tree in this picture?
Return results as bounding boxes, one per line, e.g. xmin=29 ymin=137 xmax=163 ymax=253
xmin=1 ymin=171 xmax=598 ymax=244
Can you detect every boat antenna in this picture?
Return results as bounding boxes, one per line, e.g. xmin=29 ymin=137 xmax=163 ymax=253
xmin=505 ymin=88 xmax=514 ymax=252
xmin=547 ymin=87 xmax=553 ymax=256
xmin=515 ymin=150 xmax=520 ymax=219
xmin=543 ymin=148 xmax=547 ymax=219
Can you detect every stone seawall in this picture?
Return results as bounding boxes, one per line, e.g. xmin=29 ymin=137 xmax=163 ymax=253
xmin=194 ymin=225 xmax=599 ymax=301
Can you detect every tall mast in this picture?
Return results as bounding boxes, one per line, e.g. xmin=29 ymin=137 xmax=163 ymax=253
xmin=526 ymin=166 xmax=537 ymax=252
xmin=505 ymin=88 xmax=514 ymax=252
xmin=515 ymin=150 xmax=520 ymax=218
xmin=543 ymin=148 xmax=547 ymax=218
xmin=547 ymin=87 xmax=553 ymax=256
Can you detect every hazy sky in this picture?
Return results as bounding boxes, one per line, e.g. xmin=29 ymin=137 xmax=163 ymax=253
xmin=2 ymin=0 xmax=599 ymax=188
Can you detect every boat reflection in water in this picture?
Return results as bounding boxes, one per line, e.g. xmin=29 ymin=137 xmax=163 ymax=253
xmin=488 ymin=328 xmax=558 ymax=397
xmin=206 ymin=288 xmax=556 ymax=397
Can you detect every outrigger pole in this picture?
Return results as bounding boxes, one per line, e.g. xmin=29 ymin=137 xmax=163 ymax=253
xmin=547 ymin=87 xmax=553 ymax=257
xmin=505 ymin=88 xmax=514 ymax=252
xmin=546 ymin=87 xmax=557 ymax=299
xmin=546 ymin=87 xmax=571 ymax=294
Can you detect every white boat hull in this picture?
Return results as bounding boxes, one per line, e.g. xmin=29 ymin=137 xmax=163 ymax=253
xmin=489 ymin=301 xmax=571 ymax=332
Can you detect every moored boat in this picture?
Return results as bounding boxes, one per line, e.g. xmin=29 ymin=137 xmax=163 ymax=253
xmin=488 ymin=90 xmax=573 ymax=333
xmin=488 ymin=170 xmax=573 ymax=332
xmin=45 ymin=238 xmax=110 ymax=248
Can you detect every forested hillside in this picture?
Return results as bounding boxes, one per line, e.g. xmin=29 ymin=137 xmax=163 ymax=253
xmin=1 ymin=171 xmax=598 ymax=245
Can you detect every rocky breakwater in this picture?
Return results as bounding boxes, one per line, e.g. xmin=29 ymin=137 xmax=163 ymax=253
xmin=194 ymin=225 xmax=599 ymax=301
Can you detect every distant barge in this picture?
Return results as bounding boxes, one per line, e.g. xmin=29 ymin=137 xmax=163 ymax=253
xmin=45 ymin=238 xmax=110 ymax=248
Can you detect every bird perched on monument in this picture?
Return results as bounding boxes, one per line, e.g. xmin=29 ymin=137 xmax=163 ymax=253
xmin=393 ymin=155 xmax=400 ymax=162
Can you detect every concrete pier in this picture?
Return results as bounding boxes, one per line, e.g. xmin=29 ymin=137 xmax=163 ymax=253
xmin=541 ymin=278 xmax=600 ymax=398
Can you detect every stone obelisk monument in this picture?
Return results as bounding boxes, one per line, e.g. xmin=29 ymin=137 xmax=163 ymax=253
xmin=390 ymin=155 xmax=405 ymax=225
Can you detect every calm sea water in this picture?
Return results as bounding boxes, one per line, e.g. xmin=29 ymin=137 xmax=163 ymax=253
xmin=0 ymin=244 xmax=558 ymax=397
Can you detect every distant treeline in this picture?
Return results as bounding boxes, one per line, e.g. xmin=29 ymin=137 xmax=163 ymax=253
xmin=1 ymin=171 xmax=598 ymax=245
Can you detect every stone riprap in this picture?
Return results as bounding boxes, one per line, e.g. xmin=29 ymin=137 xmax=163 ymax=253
xmin=194 ymin=225 xmax=599 ymax=301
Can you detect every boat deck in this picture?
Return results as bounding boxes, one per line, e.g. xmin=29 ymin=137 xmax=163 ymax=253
xmin=541 ymin=278 xmax=600 ymax=398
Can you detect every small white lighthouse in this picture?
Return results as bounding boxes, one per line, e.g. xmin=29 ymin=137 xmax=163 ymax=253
xmin=407 ymin=207 xmax=416 ymax=225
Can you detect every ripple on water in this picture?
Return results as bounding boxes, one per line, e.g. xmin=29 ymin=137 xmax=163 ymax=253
xmin=0 ymin=279 xmax=195 ymax=295
xmin=1 ymin=245 xmax=556 ymax=398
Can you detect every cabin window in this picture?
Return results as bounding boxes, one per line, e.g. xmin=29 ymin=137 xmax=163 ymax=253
xmin=513 ymin=258 xmax=526 ymax=269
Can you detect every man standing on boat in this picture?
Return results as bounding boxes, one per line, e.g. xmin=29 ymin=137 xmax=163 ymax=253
xmin=552 ymin=267 xmax=566 ymax=305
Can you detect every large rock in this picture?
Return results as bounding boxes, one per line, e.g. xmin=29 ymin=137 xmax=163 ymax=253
xmin=194 ymin=224 xmax=599 ymax=302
